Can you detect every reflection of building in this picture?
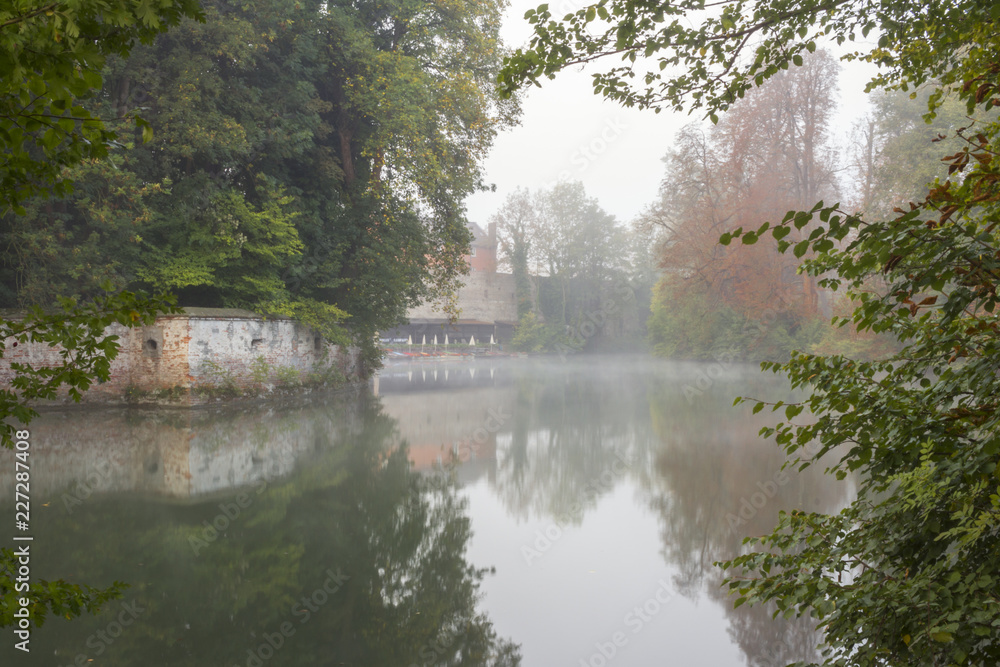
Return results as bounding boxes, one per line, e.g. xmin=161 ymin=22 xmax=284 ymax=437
xmin=376 ymin=361 xmax=514 ymax=485
xmin=383 ymin=223 xmax=518 ymax=344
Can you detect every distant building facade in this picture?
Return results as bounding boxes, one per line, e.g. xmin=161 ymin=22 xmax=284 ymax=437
xmin=384 ymin=222 xmax=519 ymax=345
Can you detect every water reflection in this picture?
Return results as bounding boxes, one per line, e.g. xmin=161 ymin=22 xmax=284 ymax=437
xmin=0 ymin=357 xmax=853 ymax=667
xmin=0 ymin=393 xmax=520 ymax=667
xmin=377 ymin=357 xmax=852 ymax=666
xmin=641 ymin=377 xmax=851 ymax=666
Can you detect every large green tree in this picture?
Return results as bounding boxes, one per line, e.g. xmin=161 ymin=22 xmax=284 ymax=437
xmin=0 ymin=0 xmax=203 ymax=212
xmin=500 ymin=0 xmax=1000 ymax=664
xmin=0 ymin=0 xmax=202 ymax=634
xmin=1 ymin=0 xmax=519 ymax=363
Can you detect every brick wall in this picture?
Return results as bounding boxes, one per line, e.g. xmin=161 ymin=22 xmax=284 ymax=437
xmin=0 ymin=309 xmax=360 ymax=404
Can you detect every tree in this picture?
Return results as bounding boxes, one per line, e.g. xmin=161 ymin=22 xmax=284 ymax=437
xmin=500 ymin=0 xmax=1000 ymax=664
xmin=491 ymin=182 xmax=650 ymax=351
xmin=491 ymin=189 xmax=536 ymax=319
xmin=848 ymin=88 xmax=984 ymax=218
xmin=0 ymin=0 xmax=202 ymax=634
xmin=644 ymin=51 xmax=839 ymax=360
xmin=0 ymin=0 xmax=203 ymax=213
xmin=2 ymin=0 xmax=520 ymax=365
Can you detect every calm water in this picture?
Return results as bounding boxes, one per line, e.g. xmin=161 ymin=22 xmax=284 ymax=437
xmin=0 ymin=356 xmax=852 ymax=666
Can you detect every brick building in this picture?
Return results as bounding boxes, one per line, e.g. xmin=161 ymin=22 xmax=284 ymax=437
xmin=383 ymin=221 xmax=519 ymax=346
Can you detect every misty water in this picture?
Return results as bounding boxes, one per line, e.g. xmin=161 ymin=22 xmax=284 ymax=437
xmin=0 ymin=356 xmax=853 ymax=667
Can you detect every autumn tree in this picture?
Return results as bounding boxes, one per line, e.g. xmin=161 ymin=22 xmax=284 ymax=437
xmin=645 ymin=51 xmax=839 ymax=360
xmin=501 ymin=0 xmax=1000 ymax=663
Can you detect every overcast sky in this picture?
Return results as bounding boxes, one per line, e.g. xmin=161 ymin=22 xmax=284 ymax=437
xmin=465 ymin=0 xmax=881 ymax=227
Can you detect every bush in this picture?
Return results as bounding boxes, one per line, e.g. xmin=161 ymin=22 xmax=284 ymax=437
xmin=509 ymin=312 xmax=575 ymax=353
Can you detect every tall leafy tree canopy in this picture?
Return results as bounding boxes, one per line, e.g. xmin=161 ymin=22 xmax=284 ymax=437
xmin=2 ymin=0 xmax=520 ymax=361
xmin=500 ymin=0 xmax=1000 ymax=664
xmin=0 ymin=0 xmax=204 ymax=211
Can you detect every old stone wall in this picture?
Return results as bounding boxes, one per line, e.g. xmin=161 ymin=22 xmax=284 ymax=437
xmin=0 ymin=309 xmax=360 ymax=404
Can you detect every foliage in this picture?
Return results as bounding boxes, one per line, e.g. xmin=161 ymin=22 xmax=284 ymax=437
xmin=500 ymin=0 xmax=1000 ymax=664
xmin=491 ymin=183 xmax=654 ymax=348
xmin=195 ymin=359 xmax=241 ymax=398
xmin=642 ymin=51 xmax=839 ymax=361
xmin=716 ymin=48 xmax=1000 ymax=667
xmin=849 ymin=89 xmax=989 ymax=218
xmin=0 ymin=0 xmax=203 ymax=212
xmin=498 ymin=0 xmax=995 ymax=121
xmin=274 ymin=365 xmax=301 ymax=388
xmin=1 ymin=0 xmax=519 ymax=366
xmin=0 ymin=549 xmax=127 ymax=629
xmin=648 ymin=277 xmax=823 ymax=361
xmin=807 ymin=293 xmax=903 ymax=361
xmin=508 ymin=312 xmax=575 ymax=353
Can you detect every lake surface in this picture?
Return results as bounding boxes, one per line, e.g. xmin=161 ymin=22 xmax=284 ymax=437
xmin=0 ymin=356 xmax=852 ymax=666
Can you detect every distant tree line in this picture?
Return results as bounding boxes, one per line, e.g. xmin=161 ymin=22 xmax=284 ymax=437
xmin=640 ymin=49 xmax=991 ymax=361
xmin=489 ymin=183 xmax=655 ymax=353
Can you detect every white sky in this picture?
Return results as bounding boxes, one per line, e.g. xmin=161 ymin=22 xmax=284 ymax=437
xmin=465 ymin=0 xmax=882 ymax=226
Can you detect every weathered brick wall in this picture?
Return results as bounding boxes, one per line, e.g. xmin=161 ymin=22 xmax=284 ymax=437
xmin=407 ymin=271 xmax=518 ymax=322
xmin=186 ymin=317 xmax=337 ymax=387
xmin=0 ymin=310 xmax=359 ymax=403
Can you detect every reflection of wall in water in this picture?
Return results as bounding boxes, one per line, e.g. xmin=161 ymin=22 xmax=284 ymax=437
xmin=0 ymin=399 xmax=359 ymax=502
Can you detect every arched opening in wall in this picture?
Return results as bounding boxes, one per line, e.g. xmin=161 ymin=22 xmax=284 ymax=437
xmin=143 ymin=339 xmax=159 ymax=357
xmin=251 ymin=338 xmax=264 ymax=350
xmin=314 ymin=336 xmax=322 ymax=352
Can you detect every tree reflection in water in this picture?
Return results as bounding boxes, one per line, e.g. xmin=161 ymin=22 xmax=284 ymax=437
xmin=642 ymin=375 xmax=853 ymax=666
xmin=476 ymin=359 xmax=853 ymax=667
xmin=7 ymin=394 xmax=520 ymax=667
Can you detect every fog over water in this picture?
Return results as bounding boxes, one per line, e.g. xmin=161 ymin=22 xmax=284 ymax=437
xmin=1 ymin=356 xmax=852 ymax=667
